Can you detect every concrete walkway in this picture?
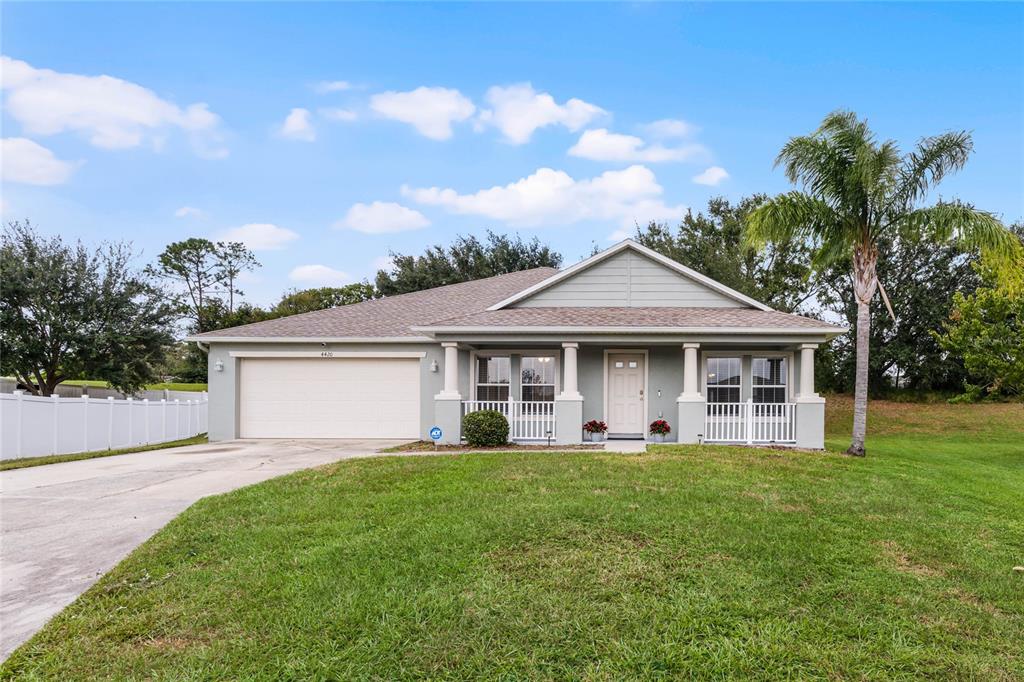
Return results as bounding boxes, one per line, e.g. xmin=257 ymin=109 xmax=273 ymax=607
xmin=0 ymin=438 xmax=405 ymax=659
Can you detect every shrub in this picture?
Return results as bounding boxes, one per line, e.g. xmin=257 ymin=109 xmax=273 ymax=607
xmin=648 ymin=419 xmax=671 ymax=435
xmin=463 ymin=410 xmax=509 ymax=447
xmin=583 ymin=419 xmax=608 ymax=434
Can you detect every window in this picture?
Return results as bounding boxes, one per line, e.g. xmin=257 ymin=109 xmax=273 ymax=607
xmin=706 ymin=357 xmax=741 ymax=403
xmin=521 ymin=356 xmax=555 ymax=402
xmin=476 ymin=356 xmax=510 ymax=401
xmin=752 ymin=356 xmax=787 ymax=403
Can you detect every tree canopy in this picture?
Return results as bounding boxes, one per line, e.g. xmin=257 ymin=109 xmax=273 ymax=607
xmin=375 ymin=230 xmax=562 ymax=296
xmin=0 ymin=222 xmax=176 ymax=396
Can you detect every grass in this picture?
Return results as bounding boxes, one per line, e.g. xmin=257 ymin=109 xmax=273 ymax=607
xmin=61 ymin=380 xmax=208 ymax=392
xmin=3 ymin=401 xmax=1023 ymax=679
xmin=0 ymin=434 xmax=208 ymax=471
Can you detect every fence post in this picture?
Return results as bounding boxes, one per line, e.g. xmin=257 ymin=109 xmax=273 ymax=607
xmin=52 ymin=394 xmax=60 ymax=455
xmin=82 ymin=395 xmax=90 ymax=452
xmin=14 ymin=390 xmax=24 ymax=459
xmin=107 ymin=396 xmax=115 ymax=450
xmin=143 ymin=399 xmax=150 ymax=444
xmin=746 ymin=398 xmax=753 ymax=445
xmin=186 ymin=399 xmax=192 ymax=437
xmin=174 ymin=399 xmax=181 ymax=439
xmin=161 ymin=398 xmax=168 ymax=442
xmin=126 ymin=397 xmax=134 ymax=447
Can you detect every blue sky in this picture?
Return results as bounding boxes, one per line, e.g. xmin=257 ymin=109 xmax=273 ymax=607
xmin=3 ymin=2 xmax=1022 ymax=306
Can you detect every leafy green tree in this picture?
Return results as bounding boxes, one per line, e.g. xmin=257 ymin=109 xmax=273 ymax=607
xmin=745 ymin=110 xmax=1020 ymax=456
xmin=375 ymin=231 xmax=561 ymax=296
xmin=635 ymin=195 xmax=817 ymax=313
xmin=0 ymin=221 xmax=175 ymax=396
xmin=216 ymin=241 xmax=260 ymax=313
xmin=818 ymin=234 xmax=980 ymax=394
xmin=936 ymin=225 xmax=1024 ymax=400
xmin=146 ymin=238 xmax=226 ymax=332
xmin=274 ymin=284 xmax=375 ymax=316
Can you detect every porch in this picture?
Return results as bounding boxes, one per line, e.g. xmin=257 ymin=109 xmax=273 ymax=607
xmin=432 ymin=340 xmax=826 ymax=449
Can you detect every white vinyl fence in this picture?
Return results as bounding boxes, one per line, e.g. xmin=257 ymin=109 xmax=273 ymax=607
xmin=704 ymin=400 xmax=796 ymax=444
xmin=0 ymin=390 xmax=208 ymax=460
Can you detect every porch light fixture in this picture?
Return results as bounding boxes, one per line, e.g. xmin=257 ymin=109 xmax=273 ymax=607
xmin=430 ymin=360 xmax=439 ymax=373
xmin=214 ymin=359 xmax=224 ymax=372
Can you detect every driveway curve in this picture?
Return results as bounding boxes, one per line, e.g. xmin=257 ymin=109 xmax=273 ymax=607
xmin=0 ymin=438 xmax=407 ymax=658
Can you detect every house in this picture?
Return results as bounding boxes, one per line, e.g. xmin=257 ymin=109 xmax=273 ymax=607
xmin=189 ymin=240 xmax=846 ymax=448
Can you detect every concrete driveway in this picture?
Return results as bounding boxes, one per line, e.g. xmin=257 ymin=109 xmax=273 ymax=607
xmin=0 ymin=438 xmax=408 ymax=659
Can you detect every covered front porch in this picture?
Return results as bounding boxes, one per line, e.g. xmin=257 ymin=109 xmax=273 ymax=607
xmin=431 ymin=338 xmax=826 ymax=449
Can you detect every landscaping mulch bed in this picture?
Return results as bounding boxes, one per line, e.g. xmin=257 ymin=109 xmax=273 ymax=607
xmin=381 ymin=440 xmax=603 ymax=452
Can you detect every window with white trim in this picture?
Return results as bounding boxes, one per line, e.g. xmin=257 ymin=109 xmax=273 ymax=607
xmin=706 ymin=357 xmax=741 ymax=403
xmin=752 ymin=356 xmax=787 ymax=403
xmin=476 ymin=356 xmax=510 ymax=401
xmin=521 ymin=355 xmax=555 ymax=402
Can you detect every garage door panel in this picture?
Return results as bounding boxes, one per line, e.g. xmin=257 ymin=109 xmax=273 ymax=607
xmin=239 ymin=358 xmax=420 ymax=438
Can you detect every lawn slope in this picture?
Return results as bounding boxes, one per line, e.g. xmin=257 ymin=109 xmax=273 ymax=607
xmin=3 ymin=401 xmax=1022 ymax=679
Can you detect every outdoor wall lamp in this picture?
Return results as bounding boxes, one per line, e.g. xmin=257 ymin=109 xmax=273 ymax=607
xmin=215 ymin=359 xmax=224 ymax=372
xmin=430 ymin=360 xmax=439 ymax=373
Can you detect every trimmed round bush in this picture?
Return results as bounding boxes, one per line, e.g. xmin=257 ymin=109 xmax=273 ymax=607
xmin=462 ymin=410 xmax=509 ymax=447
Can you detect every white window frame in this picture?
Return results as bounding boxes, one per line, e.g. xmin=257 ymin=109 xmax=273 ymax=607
xmin=469 ymin=349 xmax=561 ymax=402
xmin=704 ymin=355 xmax=742 ymax=404
xmin=751 ymin=355 xmax=790 ymax=404
xmin=519 ymin=354 xmax=558 ymax=402
xmin=700 ymin=350 xmax=794 ymax=403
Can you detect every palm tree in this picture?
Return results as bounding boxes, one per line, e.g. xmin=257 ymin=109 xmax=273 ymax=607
xmin=745 ymin=111 xmax=1020 ymax=456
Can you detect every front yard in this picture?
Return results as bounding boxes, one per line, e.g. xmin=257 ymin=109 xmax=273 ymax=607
xmin=3 ymin=400 xmax=1022 ymax=679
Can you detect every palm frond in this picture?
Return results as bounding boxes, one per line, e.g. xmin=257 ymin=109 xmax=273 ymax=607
xmin=744 ymin=191 xmax=843 ymax=250
xmin=892 ymin=131 xmax=973 ymax=210
xmin=775 ymin=136 xmax=849 ymax=204
xmin=899 ymin=201 xmax=1020 ymax=261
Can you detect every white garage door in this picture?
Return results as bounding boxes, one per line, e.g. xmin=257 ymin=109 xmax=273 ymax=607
xmin=238 ymin=357 xmax=420 ymax=438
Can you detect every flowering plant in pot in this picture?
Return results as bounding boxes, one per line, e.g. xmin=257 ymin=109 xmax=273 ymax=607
xmin=583 ymin=419 xmax=608 ymax=442
xmin=648 ymin=419 xmax=671 ymax=443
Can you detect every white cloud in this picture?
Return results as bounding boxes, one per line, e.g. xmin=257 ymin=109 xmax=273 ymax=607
xmin=370 ymin=86 xmax=475 ymax=140
xmin=289 ymin=264 xmax=352 ymax=286
xmin=0 ymin=137 xmax=78 ymax=185
xmin=568 ymin=128 xmax=707 ymax=163
xmin=313 ymin=80 xmax=352 ymax=94
xmin=279 ymin=108 xmax=316 ymax=141
xmin=336 ymin=201 xmax=430 ymax=234
xmin=693 ymin=166 xmax=730 ymax=186
xmin=642 ymin=118 xmax=698 ymax=139
xmin=0 ymin=56 xmax=227 ymax=158
xmin=477 ymin=83 xmax=605 ymax=144
xmin=607 ymin=228 xmax=632 ymax=242
xmin=319 ymin=107 xmax=357 ymax=122
xmin=174 ymin=205 xmax=207 ymax=219
xmin=372 ymin=255 xmax=395 ymax=272
xmin=403 ymin=164 xmax=685 ymax=228
xmin=218 ymin=223 xmax=299 ymax=251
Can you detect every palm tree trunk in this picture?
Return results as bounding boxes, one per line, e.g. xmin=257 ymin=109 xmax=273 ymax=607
xmin=847 ymin=247 xmax=878 ymax=457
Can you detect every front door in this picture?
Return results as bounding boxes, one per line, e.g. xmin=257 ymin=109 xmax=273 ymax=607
xmin=607 ymin=353 xmax=645 ymax=435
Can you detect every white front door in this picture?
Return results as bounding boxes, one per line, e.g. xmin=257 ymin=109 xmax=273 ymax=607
xmin=607 ymin=353 xmax=645 ymax=435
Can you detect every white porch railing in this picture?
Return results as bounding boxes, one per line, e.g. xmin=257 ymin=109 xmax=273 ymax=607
xmin=462 ymin=399 xmax=556 ymax=441
xmin=704 ymin=400 xmax=796 ymax=444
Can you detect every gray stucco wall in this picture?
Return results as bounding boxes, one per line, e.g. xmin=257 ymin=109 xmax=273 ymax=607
xmin=205 ymin=342 xmax=447 ymax=441
xmin=515 ymin=250 xmax=743 ymax=308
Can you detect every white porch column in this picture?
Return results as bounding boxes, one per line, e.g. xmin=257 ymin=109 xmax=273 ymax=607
xmin=798 ymin=343 xmax=818 ymax=400
xmin=554 ymin=342 xmax=583 ymax=445
xmin=560 ymin=342 xmax=581 ymax=398
xmin=681 ymin=342 xmax=701 ymax=398
xmin=677 ymin=342 xmax=705 ymax=444
xmin=438 ymin=342 xmax=460 ymax=398
xmin=434 ymin=342 xmax=462 ymax=445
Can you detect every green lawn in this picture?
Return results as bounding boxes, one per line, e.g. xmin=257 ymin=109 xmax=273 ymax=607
xmin=3 ymin=401 xmax=1022 ymax=679
xmin=0 ymin=434 xmax=208 ymax=471
xmin=61 ymin=380 xmax=208 ymax=392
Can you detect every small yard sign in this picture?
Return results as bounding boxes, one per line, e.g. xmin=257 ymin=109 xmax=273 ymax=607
xmin=429 ymin=426 xmax=442 ymax=441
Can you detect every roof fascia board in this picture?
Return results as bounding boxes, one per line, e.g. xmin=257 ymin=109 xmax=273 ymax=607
xmin=183 ymin=336 xmax=434 ymax=344
xmin=413 ymin=325 xmax=846 ymax=335
xmin=486 ymin=239 xmax=773 ymax=312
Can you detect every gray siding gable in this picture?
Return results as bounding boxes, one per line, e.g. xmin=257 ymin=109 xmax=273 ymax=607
xmin=513 ymin=249 xmax=746 ymax=308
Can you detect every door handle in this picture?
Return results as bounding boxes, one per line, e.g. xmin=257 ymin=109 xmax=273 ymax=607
xmin=640 ymin=389 xmax=644 ymax=400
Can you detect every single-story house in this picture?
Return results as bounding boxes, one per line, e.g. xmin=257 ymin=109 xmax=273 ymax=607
xmin=189 ymin=240 xmax=846 ymax=448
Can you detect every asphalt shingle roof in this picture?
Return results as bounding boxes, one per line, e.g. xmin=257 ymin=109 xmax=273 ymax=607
xmin=191 ymin=267 xmax=558 ymax=339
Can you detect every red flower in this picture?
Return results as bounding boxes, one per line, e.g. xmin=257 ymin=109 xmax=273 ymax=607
xmin=583 ymin=419 xmax=608 ymax=433
xmin=648 ymin=419 xmax=671 ymax=435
